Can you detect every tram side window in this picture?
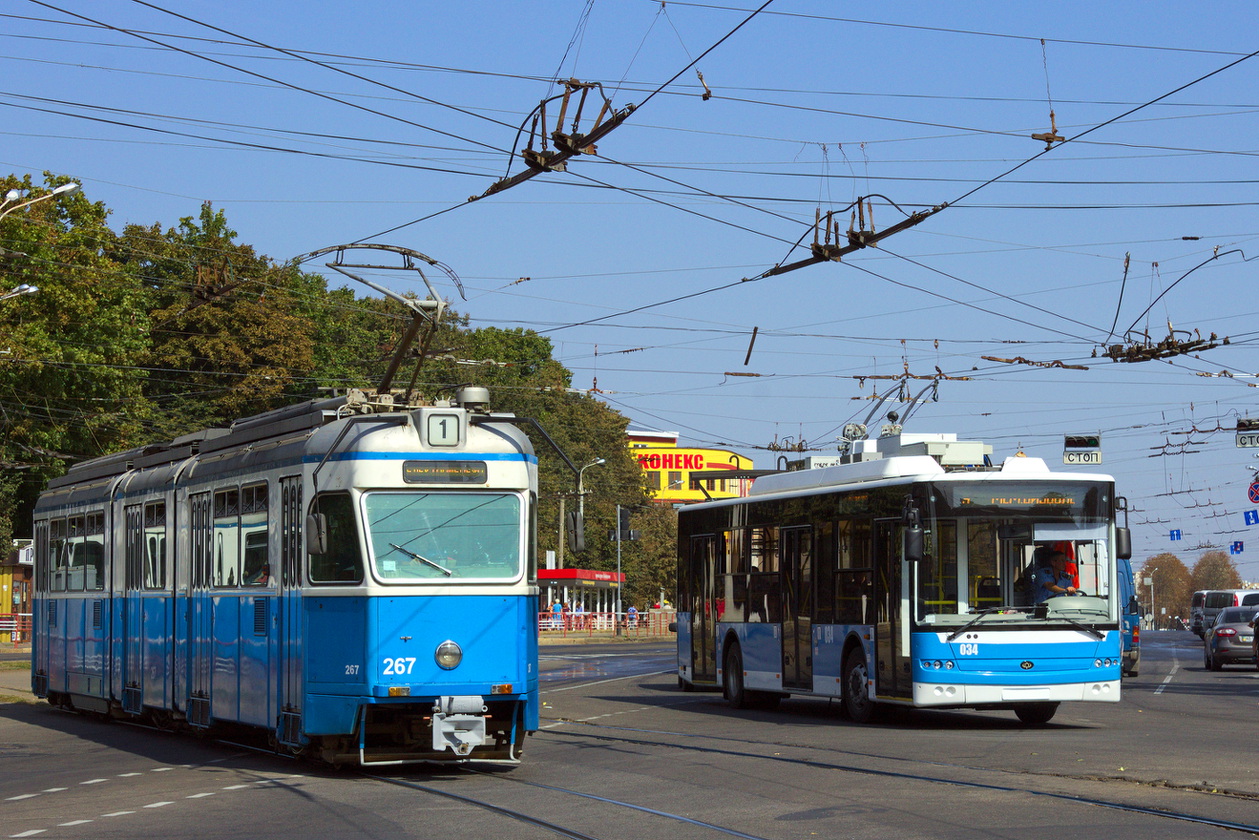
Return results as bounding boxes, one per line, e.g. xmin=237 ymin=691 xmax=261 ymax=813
xmin=144 ymin=501 xmax=167 ymax=589
xmin=213 ymin=489 xmax=241 ymax=587
xmin=309 ymin=492 xmax=364 ymax=584
xmin=49 ymin=518 xmax=68 ymax=592
xmin=748 ymin=526 xmax=780 ymax=623
xmin=240 ymin=484 xmax=270 ymax=586
xmin=56 ymin=513 xmax=105 ymax=591
xmin=835 ymin=519 xmax=872 ymax=624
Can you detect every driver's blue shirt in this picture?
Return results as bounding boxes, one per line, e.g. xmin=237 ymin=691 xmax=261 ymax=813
xmin=1031 ymin=566 xmax=1074 ymax=599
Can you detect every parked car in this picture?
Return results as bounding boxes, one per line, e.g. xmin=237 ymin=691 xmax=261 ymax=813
xmin=1203 ymin=606 xmax=1259 ymax=670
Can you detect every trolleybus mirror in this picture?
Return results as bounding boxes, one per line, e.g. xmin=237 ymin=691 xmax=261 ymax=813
xmin=904 ymin=524 xmax=924 ymax=564
xmin=306 ymin=513 xmax=328 ymax=555
xmin=1115 ymin=526 xmax=1132 ymax=560
xmin=568 ymin=510 xmax=586 ymax=553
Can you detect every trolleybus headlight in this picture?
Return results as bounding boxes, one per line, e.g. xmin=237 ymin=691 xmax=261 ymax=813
xmin=933 ymin=660 xmax=944 ymax=670
xmin=944 ymin=660 xmax=955 ymax=670
xmin=435 ymin=640 xmax=463 ymax=670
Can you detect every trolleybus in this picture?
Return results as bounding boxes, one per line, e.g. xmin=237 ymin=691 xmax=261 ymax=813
xmin=676 ymin=432 xmax=1132 ymax=725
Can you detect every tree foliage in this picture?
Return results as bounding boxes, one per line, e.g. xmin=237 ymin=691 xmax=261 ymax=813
xmin=1190 ymin=550 xmax=1242 ymax=593
xmin=1137 ymin=553 xmax=1191 ymax=624
xmin=0 ymin=176 xmax=678 ymax=602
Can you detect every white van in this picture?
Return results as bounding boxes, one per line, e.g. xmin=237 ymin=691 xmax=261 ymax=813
xmin=1199 ymin=589 xmax=1259 ymax=636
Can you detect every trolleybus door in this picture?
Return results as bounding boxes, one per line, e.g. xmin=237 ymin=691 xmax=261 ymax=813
xmin=688 ymin=535 xmax=719 ymax=683
xmin=873 ymin=520 xmax=911 ymax=700
xmin=277 ymin=477 xmax=304 ymax=745
xmin=781 ymin=526 xmax=813 ymax=689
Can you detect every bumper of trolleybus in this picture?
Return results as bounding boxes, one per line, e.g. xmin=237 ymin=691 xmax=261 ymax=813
xmin=910 ymin=660 xmax=1121 ymax=707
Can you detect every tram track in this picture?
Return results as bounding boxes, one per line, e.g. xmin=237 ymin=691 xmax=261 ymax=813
xmin=538 ymin=718 xmax=1259 ymax=835
xmin=363 ymin=769 xmax=775 ymax=840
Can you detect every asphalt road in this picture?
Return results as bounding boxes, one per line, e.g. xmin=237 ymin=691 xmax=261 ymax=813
xmin=1 ymin=631 xmax=1255 ymax=839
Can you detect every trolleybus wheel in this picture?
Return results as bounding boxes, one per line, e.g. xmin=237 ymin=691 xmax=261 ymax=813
xmin=1014 ymin=702 xmax=1059 ymax=725
xmin=842 ymin=650 xmax=875 ymax=724
xmin=724 ymin=644 xmax=749 ymax=709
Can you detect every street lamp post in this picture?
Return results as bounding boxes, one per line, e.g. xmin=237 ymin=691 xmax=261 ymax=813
xmin=0 ymin=182 xmax=79 ymax=222
xmin=1147 ymin=567 xmax=1158 ymax=630
xmin=0 ymin=284 xmax=39 ymax=302
xmin=577 ymin=457 xmax=605 ymax=519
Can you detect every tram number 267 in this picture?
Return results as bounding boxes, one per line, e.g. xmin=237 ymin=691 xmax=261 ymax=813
xmin=382 ymin=657 xmax=418 ymax=675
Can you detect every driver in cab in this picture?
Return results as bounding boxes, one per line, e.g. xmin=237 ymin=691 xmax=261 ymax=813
xmin=1033 ymin=550 xmax=1079 ymax=599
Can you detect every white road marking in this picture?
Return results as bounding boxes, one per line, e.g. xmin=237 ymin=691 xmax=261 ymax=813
xmin=1154 ymin=658 xmax=1179 ymax=695
xmin=4 ymin=795 xmax=39 ymax=801
xmin=143 ymin=802 xmax=174 ymax=809
xmin=57 ymin=821 xmax=93 ymax=827
xmin=100 ymin=811 xmax=135 ymax=818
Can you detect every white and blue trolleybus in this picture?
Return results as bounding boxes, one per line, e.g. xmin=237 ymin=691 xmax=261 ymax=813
xmin=676 ymin=432 xmax=1132 ymax=725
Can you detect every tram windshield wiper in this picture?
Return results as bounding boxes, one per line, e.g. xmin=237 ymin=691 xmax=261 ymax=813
xmin=389 ymin=543 xmax=453 ymax=577
xmin=946 ymin=606 xmax=1014 ymax=642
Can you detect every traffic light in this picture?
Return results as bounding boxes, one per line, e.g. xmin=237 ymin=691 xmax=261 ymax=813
xmin=1064 ymin=434 xmax=1100 ymax=449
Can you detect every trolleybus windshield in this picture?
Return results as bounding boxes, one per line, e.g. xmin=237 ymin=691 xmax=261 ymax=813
xmin=914 ymin=479 xmax=1115 ymax=627
xmin=365 ymin=491 xmax=524 ymax=582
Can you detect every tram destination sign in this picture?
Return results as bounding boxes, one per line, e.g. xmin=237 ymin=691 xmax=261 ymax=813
xmin=402 ymin=460 xmax=488 ymax=484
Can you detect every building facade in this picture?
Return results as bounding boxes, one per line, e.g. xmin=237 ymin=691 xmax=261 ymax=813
xmin=627 ymin=427 xmax=754 ymax=505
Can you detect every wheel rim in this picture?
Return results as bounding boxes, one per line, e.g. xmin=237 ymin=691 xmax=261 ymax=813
xmin=846 ymin=657 xmax=870 ymax=717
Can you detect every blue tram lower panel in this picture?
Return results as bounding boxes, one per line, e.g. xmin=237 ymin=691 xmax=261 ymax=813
xmin=910 ymin=630 xmax=1122 ymax=706
xmin=302 ymin=593 xmax=538 ymax=748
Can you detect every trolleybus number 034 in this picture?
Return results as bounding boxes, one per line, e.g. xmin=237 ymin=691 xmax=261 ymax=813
xmin=382 ymin=657 xmax=418 ymax=675
xmin=958 ymin=643 xmax=979 ymax=656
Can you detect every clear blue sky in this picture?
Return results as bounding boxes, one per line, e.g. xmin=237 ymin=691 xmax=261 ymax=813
xmin=4 ymin=1 xmax=1259 ymax=570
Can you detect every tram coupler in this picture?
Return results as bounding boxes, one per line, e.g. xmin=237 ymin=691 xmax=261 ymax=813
xmin=432 ymin=695 xmax=488 ymax=756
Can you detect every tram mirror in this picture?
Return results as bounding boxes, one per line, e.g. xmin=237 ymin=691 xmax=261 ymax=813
xmin=1115 ymin=526 xmax=1132 ymax=560
xmin=568 ymin=510 xmax=586 ymax=553
xmin=997 ymin=524 xmax=1031 ymax=541
xmin=904 ymin=524 xmax=924 ymax=564
xmin=306 ymin=513 xmax=328 ymax=555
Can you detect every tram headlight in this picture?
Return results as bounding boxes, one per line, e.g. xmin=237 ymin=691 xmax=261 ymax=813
xmin=435 ymin=640 xmax=463 ymax=670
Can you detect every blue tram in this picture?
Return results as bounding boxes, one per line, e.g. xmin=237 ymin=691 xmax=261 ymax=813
xmin=31 ymin=386 xmax=540 ymax=764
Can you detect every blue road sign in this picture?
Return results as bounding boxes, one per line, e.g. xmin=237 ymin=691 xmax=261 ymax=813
xmin=1250 ymin=483 xmax=1259 ymax=504
xmin=1246 ymin=510 xmax=1259 ymax=527
xmin=1231 ymin=541 xmax=1244 ymax=555
xmin=1170 ymin=529 xmax=1182 ymax=541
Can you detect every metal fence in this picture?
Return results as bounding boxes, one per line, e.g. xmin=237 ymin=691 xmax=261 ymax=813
xmin=0 ymin=613 xmax=32 ymax=646
xmin=538 ymin=610 xmax=675 ymax=639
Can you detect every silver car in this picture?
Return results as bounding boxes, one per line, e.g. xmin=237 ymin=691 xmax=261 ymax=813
xmin=1204 ymin=607 xmax=1259 ymax=670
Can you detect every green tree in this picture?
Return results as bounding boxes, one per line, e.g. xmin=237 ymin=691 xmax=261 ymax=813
xmin=1190 ymin=550 xmax=1242 ymax=593
xmin=0 ymin=174 xmax=150 ymax=543
xmin=114 ymin=203 xmax=318 ymax=436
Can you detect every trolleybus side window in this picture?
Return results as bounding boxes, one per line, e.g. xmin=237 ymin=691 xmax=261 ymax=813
xmin=721 ymin=528 xmax=747 ymax=621
xmin=748 ymin=526 xmax=780 ymax=622
xmin=835 ymin=519 xmax=872 ymax=624
xmin=308 ymin=492 xmax=363 ymax=584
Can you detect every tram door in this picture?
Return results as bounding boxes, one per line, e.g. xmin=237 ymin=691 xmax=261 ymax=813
xmin=873 ymin=520 xmax=911 ymax=700
xmin=187 ymin=492 xmax=213 ymax=726
xmin=781 ymin=527 xmax=813 ymax=689
xmin=689 ymin=535 xmax=719 ymax=683
xmin=276 ymin=477 xmax=304 ymax=745
xmin=121 ymin=505 xmax=144 ymax=714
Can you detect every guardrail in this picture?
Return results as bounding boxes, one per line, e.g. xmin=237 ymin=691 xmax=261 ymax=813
xmin=538 ymin=610 xmax=675 ymax=639
xmin=0 ymin=613 xmax=32 ymax=646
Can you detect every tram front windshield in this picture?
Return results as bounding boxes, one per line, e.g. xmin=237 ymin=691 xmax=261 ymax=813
xmin=365 ymin=491 xmax=524 ymax=582
xmin=915 ymin=480 xmax=1115 ymax=626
